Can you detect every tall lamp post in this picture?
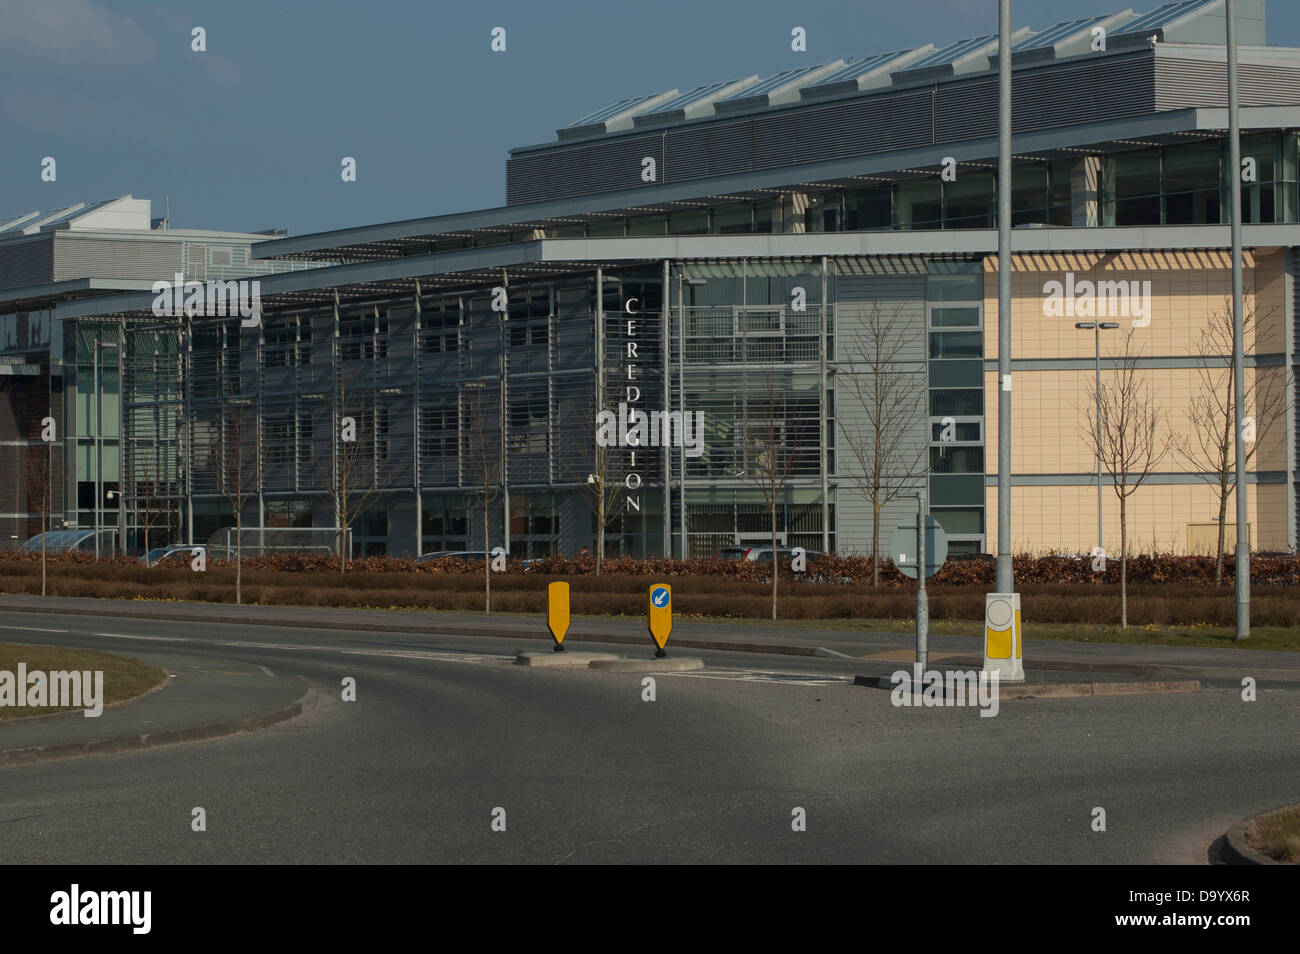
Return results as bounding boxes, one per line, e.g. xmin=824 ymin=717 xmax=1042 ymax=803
xmin=1226 ymin=0 xmax=1250 ymax=640
xmin=1076 ymin=321 xmax=1119 ymax=555
xmin=995 ymin=0 xmax=1013 ymax=594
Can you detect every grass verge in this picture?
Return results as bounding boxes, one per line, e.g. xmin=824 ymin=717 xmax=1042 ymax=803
xmin=1245 ymin=805 xmax=1300 ymax=863
xmin=0 ymin=643 xmax=168 ymax=721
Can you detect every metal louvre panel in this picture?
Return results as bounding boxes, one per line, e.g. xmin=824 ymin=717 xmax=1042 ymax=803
xmin=670 ymin=122 xmax=753 ymax=178
xmin=0 ymin=236 xmax=54 ymax=291
xmin=825 ymin=92 xmax=933 ymax=155
xmin=507 ymin=56 xmax=1165 ymax=204
xmin=1155 ymin=57 xmax=1300 ymax=110
xmin=1014 ymin=58 xmax=1153 ymax=131
xmin=52 ymin=237 xmax=180 ymax=283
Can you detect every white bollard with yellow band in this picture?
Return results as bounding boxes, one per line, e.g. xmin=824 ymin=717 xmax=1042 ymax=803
xmin=983 ymin=593 xmax=1024 ymax=682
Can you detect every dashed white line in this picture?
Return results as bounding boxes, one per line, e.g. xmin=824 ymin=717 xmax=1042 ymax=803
xmin=661 ymin=670 xmax=850 ymax=687
xmin=92 ymin=633 xmax=186 ymax=642
xmin=0 ymin=624 xmax=67 ymax=633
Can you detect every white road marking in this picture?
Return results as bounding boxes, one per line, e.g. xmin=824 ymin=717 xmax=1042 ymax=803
xmin=0 ymin=624 xmax=67 ymax=633
xmin=256 ymin=664 xmax=276 ymax=677
xmin=86 ymin=632 xmax=510 ymax=666
xmin=337 ymin=648 xmax=509 ymax=664
xmin=661 ymin=669 xmax=850 ymax=687
xmin=92 ymin=633 xmax=186 ymax=642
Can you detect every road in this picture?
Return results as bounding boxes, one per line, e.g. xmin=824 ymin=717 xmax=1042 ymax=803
xmin=0 ymin=609 xmax=1295 ymax=863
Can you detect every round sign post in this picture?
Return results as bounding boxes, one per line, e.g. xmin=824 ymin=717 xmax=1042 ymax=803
xmin=889 ymin=496 xmax=948 ymax=672
xmin=647 ymin=584 xmax=672 ymax=658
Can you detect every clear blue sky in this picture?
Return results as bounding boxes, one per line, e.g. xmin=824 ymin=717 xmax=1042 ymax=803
xmin=2 ymin=0 xmax=1297 ymax=237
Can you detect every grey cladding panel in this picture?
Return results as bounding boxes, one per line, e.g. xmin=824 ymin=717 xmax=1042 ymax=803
xmin=832 ymin=271 xmax=930 ymax=544
xmin=52 ymin=237 xmax=181 ymax=283
xmin=835 ymin=273 xmax=928 ymax=365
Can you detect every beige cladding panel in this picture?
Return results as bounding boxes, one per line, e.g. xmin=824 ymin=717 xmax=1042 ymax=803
xmin=984 ymin=482 xmax=1286 ymax=556
xmin=984 ymin=367 xmax=1286 ymax=477
xmin=983 ymin=251 xmax=1286 ymax=361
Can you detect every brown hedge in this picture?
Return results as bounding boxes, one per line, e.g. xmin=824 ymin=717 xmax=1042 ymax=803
xmin=3 ymin=549 xmax=1297 ymax=586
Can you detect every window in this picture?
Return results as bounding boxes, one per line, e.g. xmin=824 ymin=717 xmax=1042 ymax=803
xmin=1102 ymin=150 xmax=1161 ymax=225
xmin=713 ymin=203 xmax=754 ymax=234
xmin=943 ymin=173 xmax=994 ymax=229
xmin=897 ymin=178 xmax=942 ymax=230
xmin=932 ymin=507 xmax=984 ymax=535
xmin=926 ymin=265 xmax=983 ymax=302
xmin=844 ymin=186 xmax=891 ymax=231
xmin=628 ymin=215 xmax=666 ymax=236
xmin=1163 ymin=140 xmax=1222 ymax=225
xmin=930 ymin=445 xmax=984 ymax=474
xmin=929 ymin=307 xmax=980 ymax=328
xmin=421 ymin=302 xmax=460 ymax=355
xmin=668 ymin=209 xmax=709 ymax=235
xmin=929 ymin=331 xmax=982 ymax=359
xmin=930 ymin=418 xmax=982 ymax=442
xmin=930 ymin=389 xmax=983 ymax=417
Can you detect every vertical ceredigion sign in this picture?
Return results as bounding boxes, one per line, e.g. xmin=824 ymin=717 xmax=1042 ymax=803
xmin=596 ymin=286 xmax=670 ymax=545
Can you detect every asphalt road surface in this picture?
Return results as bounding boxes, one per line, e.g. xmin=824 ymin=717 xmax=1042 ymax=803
xmin=0 ymin=610 xmax=1295 ymax=864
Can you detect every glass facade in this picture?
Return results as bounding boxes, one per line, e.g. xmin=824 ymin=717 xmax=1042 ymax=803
xmin=926 ymin=261 xmax=985 ymax=554
xmin=1101 ymin=133 xmax=1300 ymax=226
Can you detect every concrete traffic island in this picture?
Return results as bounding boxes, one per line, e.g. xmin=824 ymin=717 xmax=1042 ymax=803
xmin=514 ymin=651 xmax=618 ymax=668
xmin=589 ymin=656 xmax=704 ymax=672
xmin=1219 ymin=804 xmax=1298 ymax=865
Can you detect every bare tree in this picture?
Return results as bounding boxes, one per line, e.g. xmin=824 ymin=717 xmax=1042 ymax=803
xmin=329 ymin=371 xmax=388 ymax=573
xmin=1083 ymin=330 xmax=1173 ymax=628
xmin=462 ymin=383 xmax=503 ymax=613
xmin=216 ymin=404 xmax=259 ymax=605
xmin=565 ymin=393 xmax=624 ymax=574
xmin=26 ymin=443 xmax=52 ymax=596
xmin=835 ymin=300 xmax=929 ymax=586
xmin=1178 ymin=295 xmax=1292 ymax=584
xmin=740 ymin=368 xmax=800 ymax=621
xmin=134 ymin=482 xmax=174 ymax=567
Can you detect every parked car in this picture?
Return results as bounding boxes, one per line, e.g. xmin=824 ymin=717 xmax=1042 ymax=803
xmin=141 ymin=544 xmax=204 ymax=566
xmin=711 ymin=546 xmax=751 ymax=561
xmin=744 ymin=546 xmax=826 ymax=564
xmin=416 ymin=550 xmax=535 ymax=570
xmin=415 ymin=550 xmax=489 ymax=563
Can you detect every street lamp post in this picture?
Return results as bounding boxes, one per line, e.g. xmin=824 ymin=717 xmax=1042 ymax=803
xmin=1076 ymin=321 xmax=1119 ymax=556
xmin=1227 ymin=0 xmax=1250 ymax=640
xmin=587 ymin=472 xmax=603 ymax=570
